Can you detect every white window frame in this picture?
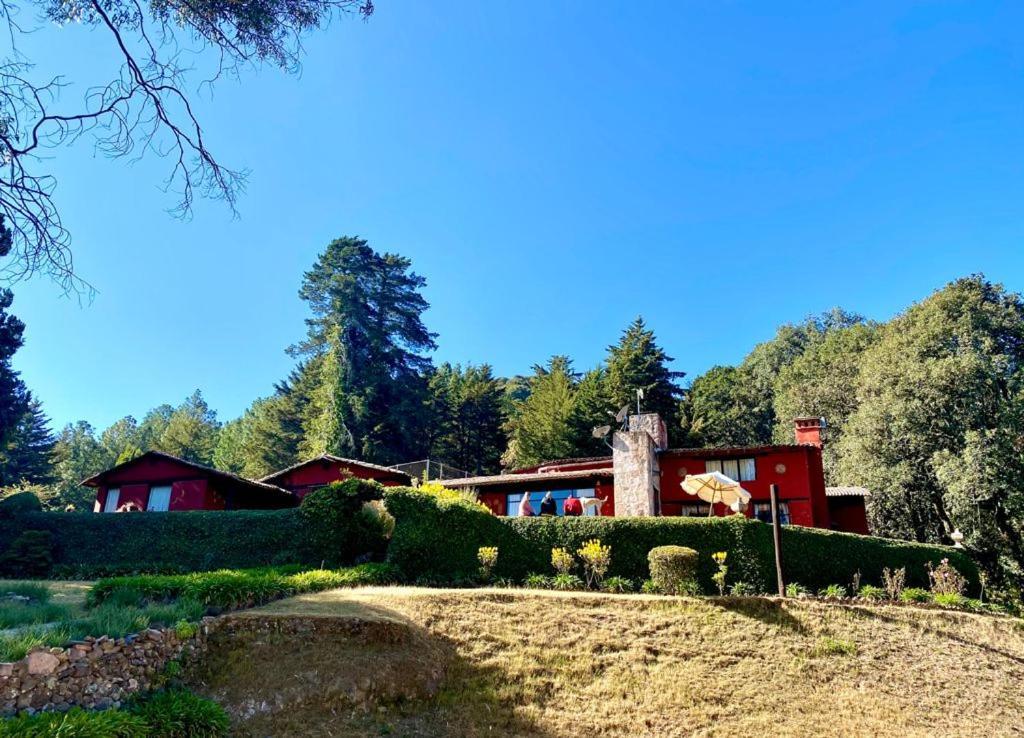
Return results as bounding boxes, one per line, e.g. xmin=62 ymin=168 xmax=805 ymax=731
xmin=146 ymin=485 xmax=172 ymax=512
xmin=104 ymin=488 xmax=121 ymax=513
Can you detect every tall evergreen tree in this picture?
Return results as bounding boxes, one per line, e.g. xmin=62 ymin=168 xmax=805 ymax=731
xmin=503 ymin=357 xmax=579 ymax=468
xmin=0 ymin=396 xmax=56 ymax=485
xmin=427 ymin=363 xmax=506 ymax=475
xmin=49 ymin=421 xmax=113 ymax=510
xmin=291 ymin=237 xmax=437 ymax=464
xmin=156 ymin=390 xmax=220 ymax=465
xmin=605 ymin=318 xmax=684 ymax=437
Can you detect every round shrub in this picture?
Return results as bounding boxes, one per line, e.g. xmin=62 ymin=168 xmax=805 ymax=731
xmin=0 ymin=491 xmax=42 ymax=519
xmin=647 ymin=545 xmax=699 ymax=595
xmin=300 ymin=478 xmax=388 ymax=565
xmin=0 ymin=529 xmax=54 ymax=578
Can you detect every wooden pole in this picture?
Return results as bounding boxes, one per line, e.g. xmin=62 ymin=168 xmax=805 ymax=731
xmin=769 ymin=483 xmax=786 ymax=597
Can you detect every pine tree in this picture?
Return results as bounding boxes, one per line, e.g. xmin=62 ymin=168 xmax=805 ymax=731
xmin=156 ymin=390 xmax=220 ymax=465
xmin=50 ymin=421 xmax=114 ymax=509
xmin=0 ymin=396 xmax=56 ymax=486
xmin=427 ymin=363 xmax=505 ymax=474
xmin=605 ymin=317 xmax=684 ymax=438
xmin=503 ymin=357 xmax=583 ymax=468
xmin=291 ymin=237 xmax=436 ymax=464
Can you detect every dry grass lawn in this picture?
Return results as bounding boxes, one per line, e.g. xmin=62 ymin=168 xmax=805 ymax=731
xmin=199 ymin=587 xmax=1024 ymax=738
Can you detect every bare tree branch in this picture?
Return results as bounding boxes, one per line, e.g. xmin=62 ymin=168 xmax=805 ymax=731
xmin=0 ymin=0 xmax=373 ymax=293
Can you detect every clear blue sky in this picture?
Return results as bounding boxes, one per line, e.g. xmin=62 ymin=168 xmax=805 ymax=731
xmin=10 ymin=1 xmax=1024 ymax=431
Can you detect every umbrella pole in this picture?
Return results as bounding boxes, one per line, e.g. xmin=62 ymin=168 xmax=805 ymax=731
xmin=708 ymin=491 xmax=716 ymax=518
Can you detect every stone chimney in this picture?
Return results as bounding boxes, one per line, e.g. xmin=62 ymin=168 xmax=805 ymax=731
xmin=612 ymin=413 xmax=665 ymax=516
xmin=794 ymin=417 xmax=825 ymax=448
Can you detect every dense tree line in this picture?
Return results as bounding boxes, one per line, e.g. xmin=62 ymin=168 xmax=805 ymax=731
xmin=1 ymin=233 xmax=1020 ymax=588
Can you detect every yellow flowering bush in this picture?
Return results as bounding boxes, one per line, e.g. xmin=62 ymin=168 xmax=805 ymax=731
xmin=551 ymin=547 xmax=574 ymax=575
xmin=577 ymin=539 xmax=611 ymax=589
xmin=477 ymin=546 xmax=499 ymax=581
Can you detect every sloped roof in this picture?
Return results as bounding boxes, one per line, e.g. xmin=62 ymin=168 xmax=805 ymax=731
xmin=81 ymin=450 xmax=291 ymax=498
xmin=826 ymin=486 xmax=871 ymax=497
xmin=442 ymin=468 xmax=614 ymax=489
xmin=259 ymin=454 xmax=412 ymax=484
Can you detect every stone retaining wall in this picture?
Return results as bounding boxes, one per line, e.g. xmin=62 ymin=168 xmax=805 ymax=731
xmin=0 ymin=617 xmax=216 ymax=716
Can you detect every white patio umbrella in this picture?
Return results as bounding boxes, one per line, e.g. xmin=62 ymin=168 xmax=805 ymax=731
xmin=681 ymin=472 xmax=752 ymax=516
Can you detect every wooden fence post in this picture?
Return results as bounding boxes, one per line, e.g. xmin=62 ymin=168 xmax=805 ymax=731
xmin=769 ymin=483 xmax=785 ymax=597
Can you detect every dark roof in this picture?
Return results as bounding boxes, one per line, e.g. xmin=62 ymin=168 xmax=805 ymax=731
xmin=515 ymin=455 xmax=612 ymax=472
xmin=259 ymin=454 xmax=412 ymax=484
xmin=443 ymin=468 xmax=614 ymax=489
xmin=81 ymin=450 xmax=292 ymax=498
xmin=660 ymin=444 xmax=817 ymax=458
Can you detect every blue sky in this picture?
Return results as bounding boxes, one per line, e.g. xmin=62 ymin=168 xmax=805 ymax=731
xmin=9 ymin=1 xmax=1024 ymax=431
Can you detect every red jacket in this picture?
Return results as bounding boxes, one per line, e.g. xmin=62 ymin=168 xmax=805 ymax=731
xmin=563 ymin=497 xmax=583 ymax=516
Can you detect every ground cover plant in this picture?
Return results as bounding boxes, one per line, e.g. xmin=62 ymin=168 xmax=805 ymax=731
xmin=0 ymin=689 xmax=229 ymax=737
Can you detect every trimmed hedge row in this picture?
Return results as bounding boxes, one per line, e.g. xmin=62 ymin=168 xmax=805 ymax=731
xmin=0 ymin=509 xmax=312 ymax=577
xmin=383 ymin=488 xmax=980 ymax=593
xmin=0 ymin=478 xmax=390 ymax=578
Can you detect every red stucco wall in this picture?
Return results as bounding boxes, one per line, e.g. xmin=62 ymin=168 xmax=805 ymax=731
xmin=827 ymin=497 xmax=870 ymax=534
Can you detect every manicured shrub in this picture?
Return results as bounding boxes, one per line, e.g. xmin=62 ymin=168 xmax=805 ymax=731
xmin=0 ymin=530 xmax=54 ymax=578
xmin=0 ymin=491 xmax=42 ymax=519
xmin=647 ymin=546 xmax=699 ymax=595
xmin=300 ymin=478 xmax=389 ymax=565
xmin=382 ymin=486 xmax=981 ymax=594
xmin=0 ymin=509 xmax=314 ymax=577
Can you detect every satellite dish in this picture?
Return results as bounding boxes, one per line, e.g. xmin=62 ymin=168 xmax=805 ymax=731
xmin=615 ymin=405 xmax=629 ymax=424
xmin=592 ymin=425 xmax=611 ymax=439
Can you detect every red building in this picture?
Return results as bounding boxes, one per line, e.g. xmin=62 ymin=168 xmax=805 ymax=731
xmin=259 ymin=455 xmax=412 ymax=500
xmin=444 ymin=416 xmax=870 ymax=534
xmin=85 ymin=451 xmax=296 ymax=512
xmin=86 ymin=452 xmax=412 ymax=513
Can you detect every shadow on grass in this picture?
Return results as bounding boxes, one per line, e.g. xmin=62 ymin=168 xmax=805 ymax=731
xmin=707 ymin=596 xmax=810 ymax=635
xmin=187 ymin=597 xmax=556 ymax=738
xmin=846 ymin=604 xmax=1024 ymax=667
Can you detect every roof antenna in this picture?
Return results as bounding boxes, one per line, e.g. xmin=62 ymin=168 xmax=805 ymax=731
xmin=591 ymin=424 xmax=614 ymax=450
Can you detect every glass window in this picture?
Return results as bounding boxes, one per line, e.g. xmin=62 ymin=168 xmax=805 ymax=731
xmin=753 ymin=502 xmax=790 ymax=526
xmin=506 ymin=489 xmax=597 ymax=517
xmin=680 ymin=503 xmax=711 ymax=517
xmin=147 ymin=485 xmax=172 ymax=512
xmin=104 ymin=488 xmax=120 ymax=513
xmin=705 ymin=458 xmax=755 ymax=481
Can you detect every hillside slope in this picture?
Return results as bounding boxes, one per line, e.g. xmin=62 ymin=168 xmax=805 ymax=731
xmin=190 ymin=588 xmax=1024 ymax=737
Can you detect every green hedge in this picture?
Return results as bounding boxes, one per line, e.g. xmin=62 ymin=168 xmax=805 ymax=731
xmin=383 ymin=487 xmax=980 ymax=593
xmin=0 ymin=479 xmax=390 ymax=578
xmin=0 ymin=509 xmax=312 ymax=578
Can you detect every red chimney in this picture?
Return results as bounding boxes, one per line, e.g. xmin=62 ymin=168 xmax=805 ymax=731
xmin=794 ymin=417 xmax=825 ymax=448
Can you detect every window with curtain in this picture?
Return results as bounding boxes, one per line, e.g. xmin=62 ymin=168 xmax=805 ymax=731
xmin=104 ymin=488 xmax=120 ymax=513
xmin=753 ymin=502 xmax=790 ymax=525
xmin=147 ymin=485 xmax=172 ymax=512
xmin=704 ymin=458 xmax=756 ymax=481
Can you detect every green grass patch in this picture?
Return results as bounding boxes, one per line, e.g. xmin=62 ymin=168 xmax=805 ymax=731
xmin=88 ymin=563 xmax=398 ymax=611
xmin=0 ymin=689 xmax=228 ymax=737
xmin=811 ymin=636 xmax=858 ymax=657
xmin=0 ymin=601 xmax=72 ymax=629
xmin=0 ymin=582 xmax=51 ymax=604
